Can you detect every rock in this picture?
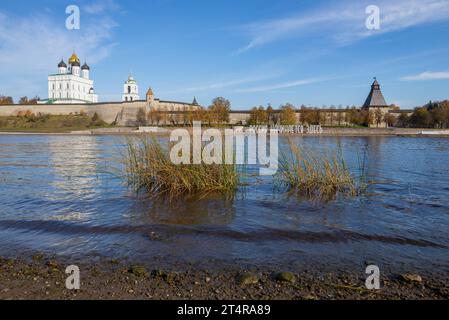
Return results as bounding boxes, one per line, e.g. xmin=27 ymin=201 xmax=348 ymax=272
xmin=45 ymin=260 xmax=60 ymax=269
xmin=147 ymin=232 xmax=161 ymax=241
xmin=151 ymin=269 xmax=174 ymax=284
xmin=237 ymin=272 xmax=259 ymax=286
xmin=274 ymin=272 xmax=296 ymax=283
xmin=163 ymin=273 xmax=175 ymax=285
xmin=401 ymin=273 xmax=423 ymax=283
xmin=151 ymin=269 xmax=166 ymax=278
xmin=32 ymin=253 xmax=44 ymax=261
xmin=128 ymin=265 xmax=149 ymax=278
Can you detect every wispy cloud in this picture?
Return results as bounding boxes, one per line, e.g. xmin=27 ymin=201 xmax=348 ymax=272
xmin=0 ymin=8 xmax=118 ymax=97
xmin=235 ymin=0 xmax=449 ymax=53
xmin=163 ymin=74 xmax=280 ymax=95
xmin=401 ymin=71 xmax=449 ymax=81
xmin=236 ymin=78 xmax=327 ymax=93
xmin=0 ymin=12 xmax=118 ymax=74
xmin=84 ymin=0 xmax=120 ymax=14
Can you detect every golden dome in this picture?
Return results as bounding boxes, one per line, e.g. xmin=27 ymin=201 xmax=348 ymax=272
xmin=68 ymin=52 xmax=80 ymax=65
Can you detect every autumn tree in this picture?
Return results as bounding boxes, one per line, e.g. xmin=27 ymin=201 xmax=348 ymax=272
xmin=384 ymin=113 xmax=396 ymax=128
xmin=266 ymin=105 xmax=274 ymax=125
xmin=410 ymin=107 xmax=431 ymax=128
xmin=374 ymin=109 xmax=383 ymax=128
xmin=208 ymin=97 xmax=231 ymax=124
xmin=248 ymin=107 xmax=259 ymax=125
xmin=280 ymin=103 xmax=297 ymax=125
xmin=0 ymin=95 xmax=14 ymax=105
xmin=19 ymin=96 xmax=40 ymax=105
xmin=136 ymin=108 xmax=147 ymax=126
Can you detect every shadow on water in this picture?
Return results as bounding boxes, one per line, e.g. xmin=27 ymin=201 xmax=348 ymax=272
xmin=128 ymin=195 xmax=237 ymax=226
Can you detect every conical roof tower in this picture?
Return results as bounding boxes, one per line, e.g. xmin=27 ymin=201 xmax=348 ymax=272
xmin=363 ymin=78 xmax=388 ymax=108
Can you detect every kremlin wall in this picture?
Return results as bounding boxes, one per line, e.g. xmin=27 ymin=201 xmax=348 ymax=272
xmin=0 ymin=53 xmax=413 ymax=128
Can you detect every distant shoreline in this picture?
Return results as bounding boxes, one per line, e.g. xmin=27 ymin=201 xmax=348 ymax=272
xmin=1 ymin=127 xmax=449 ymax=137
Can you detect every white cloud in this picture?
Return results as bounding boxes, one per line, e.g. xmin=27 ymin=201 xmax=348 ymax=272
xmin=236 ymin=78 xmax=325 ymax=93
xmin=0 ymin=10 xmax=118 ymax=98
xmin=235 ymin=0 xmax=449 ymax=53
xmin=401 ymin=71 xmax=449 ymax=81
xmin=0 ymin=13 xmax=117 ymax=74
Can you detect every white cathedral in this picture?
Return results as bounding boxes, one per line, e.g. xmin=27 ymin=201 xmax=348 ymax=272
xmin=40 ymin=52 xmax=98 ymax=104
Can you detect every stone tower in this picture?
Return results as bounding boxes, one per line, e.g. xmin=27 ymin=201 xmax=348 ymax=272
xmin=363 ymin=78 xmax=391 ymax=128
xmin=146 ymin=87 xmax=154 ymax=103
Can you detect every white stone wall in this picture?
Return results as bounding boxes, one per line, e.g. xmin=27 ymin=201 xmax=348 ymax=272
xmin=0 ymin=100 xmax=253 ymax=126
xmin=151 ymin=100 xmax=200 ymax=112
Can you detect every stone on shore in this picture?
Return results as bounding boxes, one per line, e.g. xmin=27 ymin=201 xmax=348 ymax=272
xmin=237 ymin=272 xmax=259 ymax=286
xmin=274 ymin=272 xmax=296 ymax=283
xmin=128 ymin=265 xmax=149 ymax=278
xmin=401 ymin=273 xmax=423 ymax=283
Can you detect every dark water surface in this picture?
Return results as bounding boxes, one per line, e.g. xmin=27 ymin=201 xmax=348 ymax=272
xmin=0 ymin=135 xmax=448 ymax=274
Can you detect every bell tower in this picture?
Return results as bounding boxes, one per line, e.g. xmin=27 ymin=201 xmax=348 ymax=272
xmin=122 ymin=75 xmax=140 ymax=102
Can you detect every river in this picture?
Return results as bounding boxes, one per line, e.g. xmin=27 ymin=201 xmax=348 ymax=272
xmin=0 ymin=134 xmax=448 ymax=275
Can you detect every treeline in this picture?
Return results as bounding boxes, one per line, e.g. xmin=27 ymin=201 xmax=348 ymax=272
xmin=396 ymin=100 xmax=449 ymax=128
xmin=248 ymin=104 xmax=298 ymax=125
xmin=138 ymin=97 xmax=232 ymax=126
xmin=0 ymin=95 xmax=40 ymax=105
xmin=247 ymin=104 xmax=397 ymax=127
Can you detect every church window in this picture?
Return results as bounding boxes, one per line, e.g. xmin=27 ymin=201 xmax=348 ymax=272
xmin=128 ymin=86 xmax=131 ymax=94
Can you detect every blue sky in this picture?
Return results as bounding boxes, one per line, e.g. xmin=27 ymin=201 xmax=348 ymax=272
xmin=1 ymin=0 xmax=448 ymax=109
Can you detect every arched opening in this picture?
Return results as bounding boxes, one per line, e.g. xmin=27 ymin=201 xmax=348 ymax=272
xmin=128 ymin=86 xmax=131 ymax=94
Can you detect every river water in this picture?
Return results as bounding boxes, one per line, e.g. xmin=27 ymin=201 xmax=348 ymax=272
xmin=0 ymin=134 xmax=448 ymax=274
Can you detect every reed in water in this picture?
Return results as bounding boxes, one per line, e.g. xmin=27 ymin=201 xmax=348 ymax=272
xmin=123 ymin=135 xmax=240 ymax=199
xmin=277 ymin=139 xmax=367 ymax=200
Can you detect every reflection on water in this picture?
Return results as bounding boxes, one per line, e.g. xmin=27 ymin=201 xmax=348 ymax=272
xmin=48 ymin=136 xmax=99 ymax=198
xmin=130 ymin=197 xmax=236 ymax=226
xmin=0 ymin=135 xmax=449 ymax=273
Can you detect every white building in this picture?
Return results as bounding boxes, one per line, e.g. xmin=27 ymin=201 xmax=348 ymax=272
xmin=122 ymin=75 xmax=140 ymax=102
xmin=40 ymin=53 xmax=98 ymax=104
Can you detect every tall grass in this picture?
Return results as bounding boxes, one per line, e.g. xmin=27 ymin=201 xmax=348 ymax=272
xmin=124 ymin=135 xmax=240 ymax=199
xmin=277 ymin=139 xmax=367 ymax=200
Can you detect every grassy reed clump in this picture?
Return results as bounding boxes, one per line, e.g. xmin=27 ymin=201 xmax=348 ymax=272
xmin=277 ymin=139 xmax=367 ymax=200
xmin=124 ymin=135 xmax=240 ymax=199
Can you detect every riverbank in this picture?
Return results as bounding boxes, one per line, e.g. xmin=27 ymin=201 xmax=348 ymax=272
xmin=0 ymin=255 xmax=447 ymax=300
xmin=1 ymin=126 xmax=449 ymax=137
xmin=0 ymin=114 xmax=113 ymax=133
